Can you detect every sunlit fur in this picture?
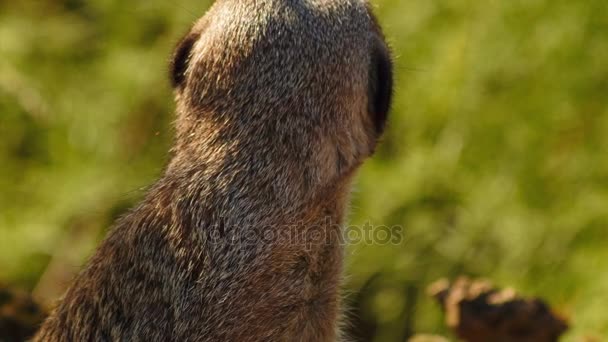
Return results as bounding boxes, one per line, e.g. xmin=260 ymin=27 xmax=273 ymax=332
xmin=35 ymin=0 xmax=392 ymax=340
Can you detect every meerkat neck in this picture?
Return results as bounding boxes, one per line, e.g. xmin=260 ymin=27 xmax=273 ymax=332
xmin=161 ymin=143 xmax=353 ymax=234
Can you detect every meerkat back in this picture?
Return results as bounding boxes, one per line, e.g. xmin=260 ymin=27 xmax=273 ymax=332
xmin=35 ymin=0 xmax=393 ymax=341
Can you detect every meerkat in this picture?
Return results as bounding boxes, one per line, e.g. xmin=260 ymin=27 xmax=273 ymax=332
xmin=35 ymin=0 xmax=393 ymax=340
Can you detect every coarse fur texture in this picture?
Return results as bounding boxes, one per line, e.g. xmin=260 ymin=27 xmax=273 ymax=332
xmin=35 ymin=0 xmax=393 ymax=341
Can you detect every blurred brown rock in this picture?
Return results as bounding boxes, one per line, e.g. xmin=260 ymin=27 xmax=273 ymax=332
xmin=0 ymin=284 xmax=47 ymax=342
xmin=428 ymin=277 xmax=568 ymax=342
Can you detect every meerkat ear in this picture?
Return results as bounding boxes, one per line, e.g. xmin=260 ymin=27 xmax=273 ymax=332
xmin=368 ymin=35 xmax=394 ymax=135
xmin=170 ymin=33 xmax=198 ymax=89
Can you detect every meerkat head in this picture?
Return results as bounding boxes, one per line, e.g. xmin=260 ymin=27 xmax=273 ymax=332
xmin=168 ymin=0 xmax=392 ymax=194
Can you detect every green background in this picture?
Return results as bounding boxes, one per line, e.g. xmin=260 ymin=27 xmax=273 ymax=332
xmin=1 ymin=0 xmax=607 ymax=340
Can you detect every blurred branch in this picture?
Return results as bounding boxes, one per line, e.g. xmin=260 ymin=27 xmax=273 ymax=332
xmin=0 ymin=62 xmax=49 ymax=122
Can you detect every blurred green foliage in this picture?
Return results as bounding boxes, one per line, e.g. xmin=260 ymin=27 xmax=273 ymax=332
xmin=1 ymin=0 xmax=607 ymax=340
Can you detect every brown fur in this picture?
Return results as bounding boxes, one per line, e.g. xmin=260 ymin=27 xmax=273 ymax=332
xmin=35 ymin=0 xmax=392 ymax=341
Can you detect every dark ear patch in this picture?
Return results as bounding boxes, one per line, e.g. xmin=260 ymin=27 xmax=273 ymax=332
xmin=169 ymin=33 xmax=198 ymax=89
xmin=368 ymin=36 xmax=394 ymax=135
